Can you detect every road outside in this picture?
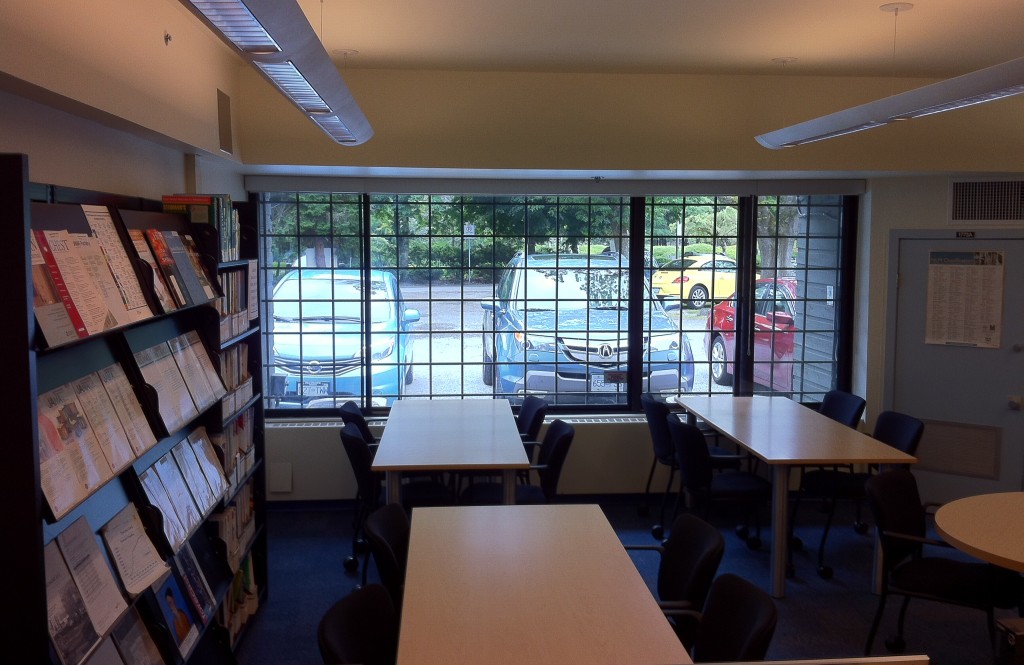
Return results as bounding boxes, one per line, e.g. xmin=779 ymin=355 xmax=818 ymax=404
xmin=399 ymin=282 xmax=717 ymax=399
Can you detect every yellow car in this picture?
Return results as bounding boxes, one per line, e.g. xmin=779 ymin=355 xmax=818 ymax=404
xmin=650 ymin=254 xmax=740 ymax=309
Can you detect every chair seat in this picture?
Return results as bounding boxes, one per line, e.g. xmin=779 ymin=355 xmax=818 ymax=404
xmin=458 ymin=481 xmax=546 ymax=505
xmin=800 ymin=468 xmax=869 ymax=499
xmin=890 ymin=557 xmax=1023 ymax=609
xmin=401 ymin=479 xmax=453 ymax=507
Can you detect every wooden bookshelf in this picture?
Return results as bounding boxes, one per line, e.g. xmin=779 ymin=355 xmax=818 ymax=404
xmin=2 ymin=153 xmax=266 ymax=665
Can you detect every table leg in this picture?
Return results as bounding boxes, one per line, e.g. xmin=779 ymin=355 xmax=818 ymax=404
xmin=770 ymin=464 xmax=790 ymax=599
xmin=502 ymin=469 xmax=516 ymax=505
xmin=386 ymin=471 xmax=401 ymax=505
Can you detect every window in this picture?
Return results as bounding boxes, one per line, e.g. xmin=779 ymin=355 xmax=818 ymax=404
xmin=260 ymin=191 xmax=852 ymax=413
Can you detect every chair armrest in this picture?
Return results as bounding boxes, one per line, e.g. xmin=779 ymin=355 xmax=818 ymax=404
xmin=624 ymin=543 xmax=664 ymax=555
xmin=657 ymin=599 xmax=695 ymax=611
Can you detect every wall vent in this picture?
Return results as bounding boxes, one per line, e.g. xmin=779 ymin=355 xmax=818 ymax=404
xmin=950 ymin=179 xmax=1024 ymax=223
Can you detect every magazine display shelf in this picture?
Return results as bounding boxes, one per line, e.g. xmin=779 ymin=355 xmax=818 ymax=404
xmin=2 ymin=154 xmax=266 ymax=665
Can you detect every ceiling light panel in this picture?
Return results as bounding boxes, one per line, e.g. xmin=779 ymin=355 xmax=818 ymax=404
xmin=187 ymin=0 xmax=280 ymax=53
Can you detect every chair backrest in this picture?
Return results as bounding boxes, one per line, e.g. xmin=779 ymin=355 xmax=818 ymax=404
xmin=535 ymin=418 xmax=574 ymax=501
xmin=317 ymin=583 xmax=398 ymax=665
xmin=641 ymin=393 xmax=675 ymax=464
xmin=658 ymin=513 xmax=725 ymax=609
xmin=516 ymin=395 xmax=549 ymax=441
xmin=340 ymin=400 xmax=377 ymax=444
xmin=819 ymin=390 xmax=867 ymax=428
xmin=864 ymin=469 xmax=926 ymax=572
xmin=339 ymin=422 xmax=379 ymax=506
xmin=364 ymin=503 xmax=411 ymax=610
xmin=691 ymin=573 xmax=778 ymax=663
xmin=872 ymin=411 xmax=925 ymax=456
xmin=667 ymin=414 xmax=714 ymax=495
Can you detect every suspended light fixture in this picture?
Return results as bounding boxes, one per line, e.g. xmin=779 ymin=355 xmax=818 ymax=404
xmin=181 ymin=0 xmax=373 ymax=145
xmin=755 ymin=3 xmax=1024 ymax=149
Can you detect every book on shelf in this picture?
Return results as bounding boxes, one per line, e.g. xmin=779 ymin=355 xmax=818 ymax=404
xmin=167 ymin=331 xmax=227 ymax=413
xmin=247 ymin=259 xmax=258 ymax=320
xmin=153 ymin=571 xmax=200 ymax=656
xmin=187 ymin=427 xmax=229 ymax=500
xmin=110 ymin=607 xmax=165 ymax=665
xmin=55 ymin=517 xmax=129 ymax=638
xmin=138 ymin=466 xmax=188 ymax=552
xmin=143 ymin=229 xmax=191 ymax=308
xmin=70 ymin=372 xmax=135 ymax=476
xmin=30 ymin=231 xmax=86 ymax=345
xmin=100 ymin=502 xmax=170 ymax=597
xmin=133 ymin=341 xmax=199 ymax=435
xmin=127 ymin=228 xmax=178 ymax=314
xmin=161 ymin=193 xmax=237 ymax=262
xmin=173 ymin=542 xmax=216 ymax=625
xmin=162 ymin=230 xmax=216 ymax=305
xmin=222 ymin=553 xmax=259 ymax=644
xmin=152 ymin=451 xmax=203 ymax=536
xmin=79 ymin=205 xmax=154 ymax=324
xmin=37 ymin=382 xmax=115 ymax=520
xmin=45 ymin=540 xmax=99 ymax=665
xmin=96 ymin=362 xmax=157 ymax=457
xmin=171 ymin=438 xmax=219 ymax=516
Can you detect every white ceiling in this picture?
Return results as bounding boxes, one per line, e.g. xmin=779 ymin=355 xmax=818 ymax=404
xmin=299 ymin=0 xmax=1024 ymax=79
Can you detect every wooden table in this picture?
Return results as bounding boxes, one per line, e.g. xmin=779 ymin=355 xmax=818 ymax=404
xmin=675 ymin=395 xmax=917 ymax=598
xmin=398 ymin=504 xmax=692 ymax=665
xmin=371 ymin=398 xmax=529 ymax=505
xmin=935 ymin=492 xmax=1024 ymax=572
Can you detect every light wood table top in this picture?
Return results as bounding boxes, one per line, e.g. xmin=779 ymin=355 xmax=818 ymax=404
xmin=675 ymin=395 xmax=917 ymax=466
xmin=935 ymin=492 xmax=1024 ymax=573
xmin=398 ymin=504 xmax=692 ymax=665
xmin=372 ymin=398 xmax=529 ymax=471
xmin=674 ymin=395 xmax=916 ymax=598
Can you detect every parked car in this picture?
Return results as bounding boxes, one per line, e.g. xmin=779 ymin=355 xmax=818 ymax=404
xmin=269 ymin=268 xmax=419 ymax=408
xmin=481 ymin=253 xmax=695 ymax=404
xmin=651 ymin=253 xmax=743 ymax=309
xmin=705 ymin=278 xmax=797 ymax=393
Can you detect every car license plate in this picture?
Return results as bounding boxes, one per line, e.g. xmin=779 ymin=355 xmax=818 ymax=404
xmin=590 ymin=372 xmax=624 ymax=392
xmin=300 ymin=381 xmax=330 ymax=396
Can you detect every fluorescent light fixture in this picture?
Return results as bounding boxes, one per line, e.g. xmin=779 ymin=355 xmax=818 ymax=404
xmin=756 ymin=57 xmax=1024 ymax=149
xmin=182 ymin=0 xmax=372 ymax=145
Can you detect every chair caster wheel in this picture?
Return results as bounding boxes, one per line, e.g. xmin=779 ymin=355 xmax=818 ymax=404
xmin=735 ymin=525 xmax=749 ymax=540
xmin=343 ymin=555 xmax=359 ymax=572
xmin=651 ymin=524 xmax=664 ymax=540
xmin=354 ymin=537 xmax=368 ymax=554
xmin=884 ymin=636 xmax=906 ymax=653
xmin=854 ymin=521 xmax=869 ymax=534
xmin=746 ymin=537 xmax=762 ymax=550
xmin=817 ymin=565 xmax=833 ymax=580
xmin=790 ymin=536 xmax=804 ymax=551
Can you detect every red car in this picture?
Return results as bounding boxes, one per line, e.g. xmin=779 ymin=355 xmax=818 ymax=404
xmin=705 ymin=278 xmax=797 ymax=393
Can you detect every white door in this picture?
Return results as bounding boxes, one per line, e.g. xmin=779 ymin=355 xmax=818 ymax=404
xmin=889 ymin=231 xmax=1024 ymax=503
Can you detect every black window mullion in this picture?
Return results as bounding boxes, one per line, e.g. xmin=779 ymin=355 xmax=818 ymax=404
xmin=734 ymin=195 xmax=757 ymax=396
xmin=360 ymin=193 xmax=374 ymax=413
xmin=627 ymin=196 xmax=646 ymax=408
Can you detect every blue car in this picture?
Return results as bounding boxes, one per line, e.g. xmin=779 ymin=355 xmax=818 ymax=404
xmin=481 ymin=253 xmax=694 ymax=405
xmin=269 ymin=268 xmax=419 ymax=408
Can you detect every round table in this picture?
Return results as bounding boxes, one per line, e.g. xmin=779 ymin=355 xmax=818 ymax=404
xmin=934 ymin=492 xmax=1024 ymax=572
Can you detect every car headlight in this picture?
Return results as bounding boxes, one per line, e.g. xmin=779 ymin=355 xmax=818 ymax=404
xmin=514 ymin=332 xmax=556 ymax=352
xmin=648 ymin=333 xmax=680 ymax=353
xmin=371 ymin=336 xmax=396 ymax=360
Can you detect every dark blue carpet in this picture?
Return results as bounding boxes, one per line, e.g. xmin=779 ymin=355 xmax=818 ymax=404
xmin=236 ymin=495 xmax=1007 ymax=665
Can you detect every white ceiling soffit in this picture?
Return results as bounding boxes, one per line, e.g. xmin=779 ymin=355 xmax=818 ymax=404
xmin=755 ymin=57 xmax=1024 ymax=150
xmin=183 ymin=0 xmax=373 ymax=146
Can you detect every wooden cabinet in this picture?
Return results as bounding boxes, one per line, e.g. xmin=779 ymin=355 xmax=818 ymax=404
xmin=1 ymin=154 xmax=266 ymax=665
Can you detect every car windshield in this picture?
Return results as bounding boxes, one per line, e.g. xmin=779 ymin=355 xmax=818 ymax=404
xmin=517 ymin=266 xmax=660 ymax=313
xmin=273 ymin=275 xmax=393 ymax=323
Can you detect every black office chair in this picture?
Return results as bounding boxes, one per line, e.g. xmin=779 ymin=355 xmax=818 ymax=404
xmin=363 ymin=503 xmax=410 ymax=612
xmin=793 ymin=409 xmax=924 ymax=579
xmin=668 ymin=414 xmax=770 ymax=550
xmin=339 ymin=423 xmax=449 ymax=578
xmin=340 ymin=400 xmax=377 ymax=444
xmin=459 ymin=419 xmax=575 ymax=505
xmin=625 ymin=513 xmax=725 ymax=647
xmin=317 ymin=583 xmax=398 ymax=665
xmin=682 ymin=573 xmax=778 ymax=663
xmin=516 ymin=394 xmax=548 ymax=449
xmin=641 ymin=394 xmax=743 ymax=540
xmin=864 ymin=468 xmax=1023 ymax=656
xmin=818 ymin=389 xmax=867 ymax=428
